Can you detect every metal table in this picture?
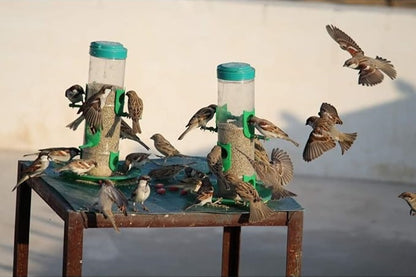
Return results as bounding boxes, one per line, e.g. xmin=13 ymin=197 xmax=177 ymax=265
xmin=13 ymin=158 xmax=303 ymax=276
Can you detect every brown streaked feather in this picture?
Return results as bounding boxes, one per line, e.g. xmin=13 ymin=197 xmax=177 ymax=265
xmin=326 ymin=25 xmax=363 ymax=56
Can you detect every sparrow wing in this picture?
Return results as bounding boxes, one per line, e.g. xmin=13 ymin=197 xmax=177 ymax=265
xmin=326 ymin=25 xmax=363 ymax=56
xmin=358 ymin=67 xmax=384 ymax=86
xmin=303 ymin=129 xmax=336 ymax=162
xmin=318 ymin=102 xmax=343 ymax=124
xmin=271 ymin=148 xmax=294 ymax=186
xmin=156 ymin=137 xmax=181 ymax=156
xmin=83 ymin=98 xmax=103 ymax=132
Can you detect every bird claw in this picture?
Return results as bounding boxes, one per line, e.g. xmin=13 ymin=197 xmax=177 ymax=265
xmin=200 ymin=126 xmax=218 ymax=133
xmin=253 ymin=134 xmax=268 ymax=141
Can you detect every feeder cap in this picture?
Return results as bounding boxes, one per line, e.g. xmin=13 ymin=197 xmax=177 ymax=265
xmin=89 ymin=41 xmax=127 ymax=60
xmin=217 ymin=62 xmax=255 ymax=81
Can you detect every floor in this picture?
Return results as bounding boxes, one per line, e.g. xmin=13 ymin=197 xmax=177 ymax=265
xmin=4 ymin=149 xmax=416 ymax=276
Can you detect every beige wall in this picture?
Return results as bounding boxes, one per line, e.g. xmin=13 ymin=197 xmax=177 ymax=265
xmin=1 ymin=0 xmax=415 ymax=183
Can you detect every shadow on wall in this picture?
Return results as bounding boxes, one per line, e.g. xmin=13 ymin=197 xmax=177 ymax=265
xmin=265 ymin=78 xmax=416 ymax=184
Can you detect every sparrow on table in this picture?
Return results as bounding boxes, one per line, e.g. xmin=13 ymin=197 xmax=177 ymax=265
xmin=148 ymin=164 xmax=187 ymax=181
xmin=236 ymin=147 xmax=296 ymax=200
xmin=150 ymin=133 xmax=186 ymax=159
xmin=303 ymin=103 xmax=357 ymax=162
xmin=97 ymin=179 xmax=128 ymax=232
xmin=120 ymin=119 xmax=151 ymax=150
xmin=65 ymin=84 xmax=85 ymax=105
xmin=13 ymin=153 xmax=51 ymax=191
xmin=398 ymin=192 xmax=416 ymax=216
xmin=326 ymin=24 xmax=397 ymax=86
xmin=131 ymin=175 xmax=151 ymax=211
xmin=178 ymin=104 xmax=217 ymax=140
xmin=66 ymin=85 xmax=113 ymax=134
xmin=55 ymin=159 xmax=97 ymax=175
xmin=224 ymin=172 xmax=273 ymax=223
xmin=185 ymin=177 xmax=226 ymax=210
xmin=126 ymin=90 xmax=143 ymax=134
xmin=121 ymin=152 xmax=151 ymax=173
xmin=23 ymin=147 xmax=80 ymax=163
xmin=248 ymin=115 xmax=299 ymax=147
xmin=206 ymin=145 xmax=230 ymax=191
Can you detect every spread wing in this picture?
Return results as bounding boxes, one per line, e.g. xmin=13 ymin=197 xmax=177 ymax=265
xmin=326 ymin=25 xmax=363 ymax=56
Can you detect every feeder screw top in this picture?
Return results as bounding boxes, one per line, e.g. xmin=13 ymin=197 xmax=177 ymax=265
xmin=89 ymin=41 xmax=127 ymax=60
xmin=217 ymin=62 xmax=255 ymax=81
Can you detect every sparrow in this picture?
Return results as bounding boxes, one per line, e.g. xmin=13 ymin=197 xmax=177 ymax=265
xmin=326 ymin=24 xmax=397 ymax=86
xmin=206 ymin=145 xmax=230 ymax=190
xmin=65 ymin=84 xmax=85 ymax=105
xmin=66 ymin=85 xmax=113 ymax=134
xmin=224 ymin=172 xmax=274 ymax=223
xmin=148 ymin=164 xmax=187 ymax=180
xmin=121 ymin=152 xmax=151 ymax=173
xmin=97 ymin=179 xmax=128 ymax=232
xmin=23 ymin=147 xmax=80 ymax=163
xmin=150 ymin=133 xmax=185 ymax=158
xmin=120 ymin=119 xmax=151 ymax=150
xmin=185 ymin=177 xmax=227 ymax=210
xmin=13 ymin=153 xmax=51 ymax=191
xmin=184 ymin=166 xmax=208 ymax=179
xmin=131 ymin=175 xmax=151 ymax=211
xmin=178 ymin=104 xmax=217 ymax=140
xmin=398 ymin=192 xmax=416 ymax=216
xmin=248 ymin=115 xmax=299 ymax=147
xmin=236 ymin=147 xmax=296 ymax=200
xmin=303 ymin=103 xmax=357 ymax=162
xmin=126 ymin=90 xmax=143 ymax=134
xmin=55 ymin=159 xmax=97 ymax=175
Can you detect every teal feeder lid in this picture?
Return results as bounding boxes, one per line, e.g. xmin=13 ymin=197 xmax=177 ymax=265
xmin=217 ymin=62 xmax=255 ymax=81
xmin=89 ymin=41 xmax=127 ymax=60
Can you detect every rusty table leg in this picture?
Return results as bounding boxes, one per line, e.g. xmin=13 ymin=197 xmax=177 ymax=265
xmin=63 ymin=212 xmax=84 ymax=276
xmin=13 ymin=164 xmax=32 ymax=277
xmin=221 ymin=226 xmax=241 ymax=277
xmin=286 ymin=211 xmax=303 ymax=277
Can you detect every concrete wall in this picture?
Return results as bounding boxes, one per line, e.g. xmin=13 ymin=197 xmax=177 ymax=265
xmin=1 ymin=0 xmax=415 ymax=183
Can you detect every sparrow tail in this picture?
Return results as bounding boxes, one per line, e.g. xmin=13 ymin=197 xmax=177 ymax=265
xmin=66 ymin=115 xmax=85 ymax=131
xmin=104 ymin=210 xmax=120 ymax=232
xmin=248 ymin=200 xmax=274 ymax=223
xmin=339 ymin=132 xmax=357 ymax=155
xmin=132 ymin=120 xmax=142 ymax=134
xmin=13 ymin=175 xmax=29 ymax=191
xmin=178 ymin=127 xmax=192 ymax=140
xmin=376 ymin=56 xmax=397 ymax=80
xmin=271 ymin=187 xmax=297 ymax=200
xmin=287 ymin=138 xmax=300 ymax=147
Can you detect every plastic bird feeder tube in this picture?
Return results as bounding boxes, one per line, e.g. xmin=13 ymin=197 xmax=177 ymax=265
xmin=216 ymin=62 xmax=256 ymax=185
xmin=81 ymin=41 xmax=127 ymax=176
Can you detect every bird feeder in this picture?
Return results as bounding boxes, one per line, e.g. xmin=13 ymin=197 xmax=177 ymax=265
xmin=216 ymin=62 xmax=256 ymax=186
xmin=80 ymin=41 xmax=127 ymax=176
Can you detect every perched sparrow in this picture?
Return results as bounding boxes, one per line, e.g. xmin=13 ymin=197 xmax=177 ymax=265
xmin=178 ymin=104 xmax=217 ymax=140
xmin=65 ymin=84 xmax=85 ymax=105
xmin=236 ymin=147 xmax=296 ymax=200
xmin=185 ymin=177 xmax=227 ymax=210
xmin=398 ymin=192 xmax=416 ymax=216
xmin=148 ymin=164 xmax=186 ymax=180
xmin=121 ymin=152 xmax=151 ymax=173
xmin=23 ymin=147 xmax=80 ymax=163
xmin=97 ymin=179 xmax=128 ymax=232
xmin=254 ymin=139 xmax=270 ymax=164
xmin=126 ymin=90 xmax=143 ymax=134
xmin=131 ymin=175 xmax=151 ymax=211
xmin=56 ymin=159 xmax=97 ymax=175
xmin=66 ymin=85 xmax=113 ymax=134
xmin=13 ymin=153 xmax=50 ymax=191
xmin=150 ymin=133 xmax=185 ymax=158
xmin=326 ymin=24 xmax=397 ymax=86
xmin=206 ymin=145 xmax=230 ymax=190
xmin=303 ymin=103 xmax=357 ymax=162
xmin=224 ymin=172 xmax=273 ymax=223
xmin=249 ymin=115 xmax=299 ymax=147
xmin=120 ymin=119 xmax=151 ymax=150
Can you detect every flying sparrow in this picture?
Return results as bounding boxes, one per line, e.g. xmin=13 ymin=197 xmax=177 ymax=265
xmin=131 ymin=175 xmax=151 ymax=211
xmin=248 ymin=115 xmax=299 ymax=147
xmin=178 ymin=104 xmax=217 ymax=140
xmin=13 ymin=153 xmax=51 ymax=191
xmin=23 ymin=147 xmax=80 ymax=163
xmin=224 ymin=172 xmax=273 ymax=223
xmin=65 ymin=84 xmax=85 ymax=105
xmin=66 ymin=85 xmax=113 ymax=134
xmin=126 ymin=90 xmax=143 ymax=134
xmin=121 ymin=152 xmax=151 ymax=173
xmin=120 ymin=119 xmax=151 ymax=150
xmin=398 ymin=192 xmax=416 ymax=216
xmin=326 ymin=24 xmax=397 ymax=86
xmin=236 ymin=147 xmax=296 ymax=200
xmin=303 ymin=103 xmax=357 ymax=162
xmin=150 ymin=133 xmax=185 ymax=158
xmin=97 ymin=179 xmax=128 ymax=232
xmin=148 ymin=164 xmax=187 ymax=180
xmin=206 ymin=145 xmax=230 ymax=191
xmin=55 ymin=159 xmax=97 ymax=175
